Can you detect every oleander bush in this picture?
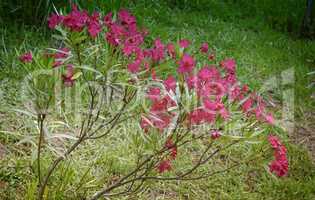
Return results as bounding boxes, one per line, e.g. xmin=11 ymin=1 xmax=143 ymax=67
xmin=16 ymin=4 xmax=289 ymax=199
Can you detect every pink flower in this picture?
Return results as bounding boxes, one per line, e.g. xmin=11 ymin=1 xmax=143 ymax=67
xmin=170 ymin=147 xmax=177 ymax=159
xmin=198 ymin=82 xmax=225 ymax=99
xmin=242 ymin=85 xmax=249 ymax=93
xmin=150 ymin=113 xmax=172 ymax=131
xmin=177 ymin=54 xmax=196 ymax=73
xmin=118 ymin=9 xmax=136 ymax=25
xmin=269 ymin=159 xmax=288 ymax=177
xmin=179 ymin=39 xmax=190 ymax=48
xmin=164 ymin=75 xmax=176 ymax=92
xmin=62 ymin=64 xmax=75 ymax=87
xmin=147 ymin=87 xmax=161 ymax=102
xmin=208 ymin=53 xmax=215 ymax=61
xmin=129 ymin=34 xmax=144 ymax=46
xmin=242 ymin=98 xmax=253 ymax=113
xmin=186 ymin=75 xmax=198 ymax=89
xmin=197 ymin=66 xmax=220 ymax=82
xmin=265 ymin=113 xmax=275 ymax=125
xmin=87 ymin=12 xmax=102 ymax=38
xmin=105 ymin=32 xmax=119 ymax=46
xmin=203 ymin=99 xmax=224 ymax=112
xmin=152 ymin=38 xmax=165 ymax=62
xmin=165 ymin=139 xmax=177 ymax=159
xmin=229 ymin=85 xmax=241 ymax=101
xmin=187 ymin=108 xmax=205 ymax=125
xmin=166 ymin=43 xmax=176 ymax=59
xmin=200 ymin=42 xmax=209 ymax=53
xmin=48 ymin=13 xmax=63 ymax=29
xmin=211 ymin=130 xmax=221 ymax=139
xmin=164 ymin=95 xmax=177 ymax=108
xmin=268 ymin=135 xmax=282 ymax=149
xmin=157 ymin=159 xmax=172 ymax=173
xmin=122 ymin=44 xmax=138 ymax=56
xmin=220 ymin=59 xmax=236 ymax=74
xmin=219 ymin=107 xmax=230 ymax=120
xmin=187 ymin=108 xmax=215 ymax=125
xmin=143 ymin=49 xmax=152 ymax=58
xmin=127 ymin=59 xmax=141 ymax=73
xmin=268 ymin=135 xmax=288 ymax=177
xmin=150 ymin=98 xmax=168 ymax=113
xmin=103 ymin=12 xmax=113 ymax=27
xmin=19 ymin=52 xmax=33 ymax=63
xmin=63 ymin=5 xmax=88 ymax=32
xmin=225 ymin=73 xmax=237 ymax=85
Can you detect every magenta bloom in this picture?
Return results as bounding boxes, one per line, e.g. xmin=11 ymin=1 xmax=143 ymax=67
xmin=164 ymin=75 xmax=176 ymax=92
xmin=127 ymin=59 xmax=141 ymax=73
xmin=87 ymin=12 xmax=101 ymax=38
xmin=208 ymin=53 xmax=215 ymax=61
xmin=177 ymin=54 xmax=196 ymax=73
xmin=19 ymin=52 xmax=33 ymax=63
xmin=166 ymin=43 xmax=176 ymax=59
xmin=186 ymin=75 xmax=198 ymax=89
xmin=242 ymin=97 xmax=253 ymax=113
xmin=268 ymin=135 xmax=282 ymax=149
xmin=179 ymin=39 xmax=190 ymax=48
xmin=156 ymin=159 xmax=172 ymax=173
xmin=219 ymin=107 xmax=230 ymax=120
xmin=151 ymin=113 xmax=172 ymax=131
xmin=165 ymin=139 xmax=177 ymax=159
xmin=62 ymin=64 xmax=75 ymax=87
xmin=220 ymin=59 xmax=236 ymax=73
xmin=187 ymin=108 xmax=215 ymax=125
xmin=265 ymin=113 xmax=275 ymax=125
xmin=200 ymin=42 xmax=209 ymax=53
xmin=147 ymin=87 xmax=161 ymax=102
xmin=203 ymin=99 xmax=224 ymax=112
xmin=103 ymin=12 xmax=113 ymax=27
xmin=197 ymin=66 xmax=220 ymax=82
xmin=150 ymin=98 xmax=169 ymax=113
xmin=229 ymin=85 xmax=241 ymax=101
xmin=268 ymin=135 xmax=288 ymax=177
xmin=211 ymin=130 xmax=221 ymax=139
xmin=48 ymin=13 xmax=63 ymax=29
xmin=151 ymin=38 xmax=165 ymax=62
xmin=63 ymin=5 xmax=88 ymax=32
xmin=118 ymin=9 xmax=136 ymax=25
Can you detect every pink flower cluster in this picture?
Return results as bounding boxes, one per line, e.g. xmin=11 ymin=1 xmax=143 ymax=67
xmin=48 ymin=5 xmax=102 ymax=38
xmin=19 ymin=52 xmax=33 ymax=63
xmin=140 ymin=85 xmax=176 ymax=133
xmin=103 ymin=10 xmax=149 ymax=73
xmin=268 ymin=135 xmax=289 ymax=177
xmin=157 ymin=138 xmax=178 ymax=173
xmin=123 ymin=25 xmax=276 ymax=173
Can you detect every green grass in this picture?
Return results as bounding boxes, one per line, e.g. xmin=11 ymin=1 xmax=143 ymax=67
xmin=1 ymin=1 xmax=315 ymax=199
